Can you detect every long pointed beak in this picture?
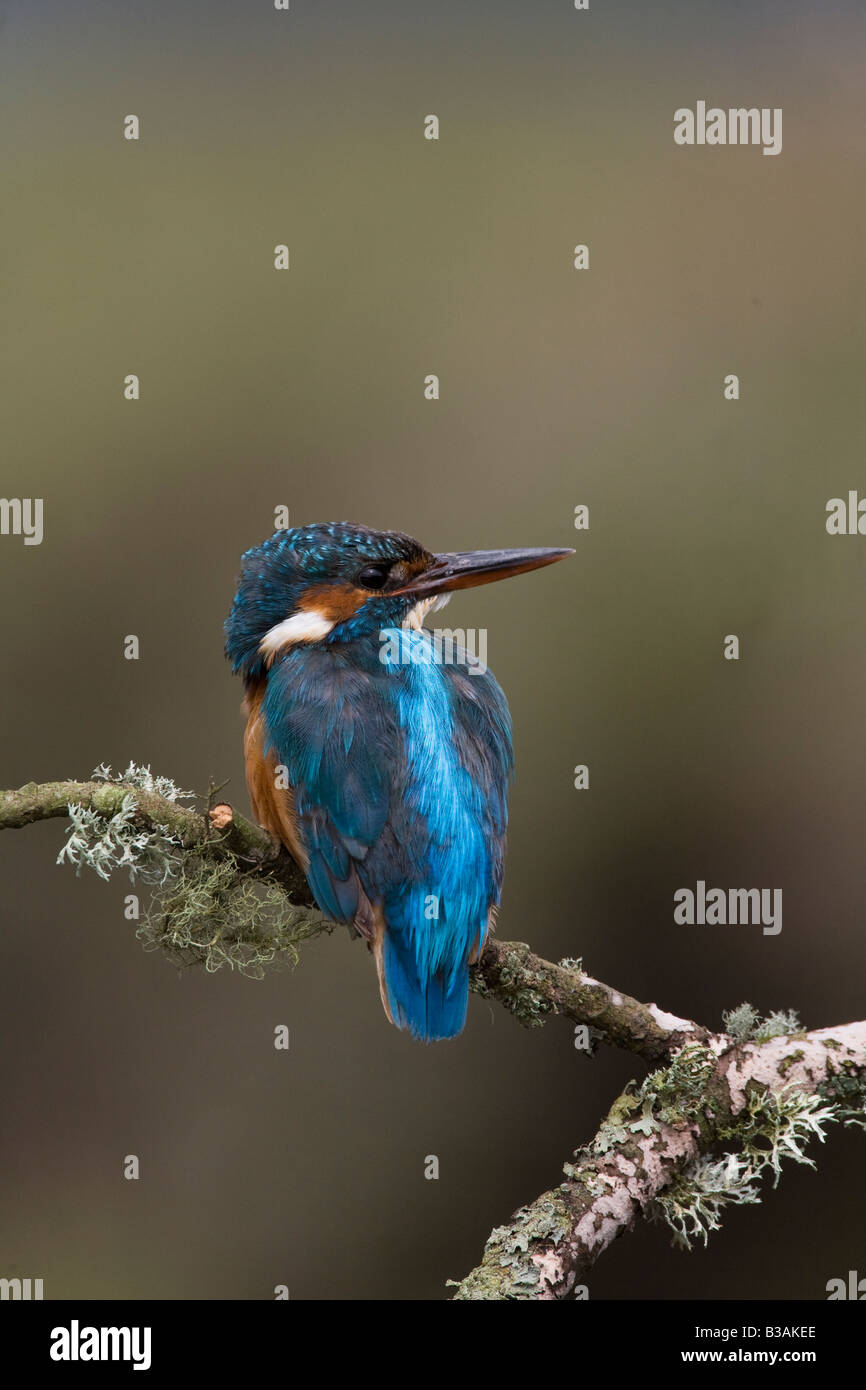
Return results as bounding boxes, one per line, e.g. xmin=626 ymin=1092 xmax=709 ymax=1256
xmin=393 ymin=545 xmax=574 ymax=598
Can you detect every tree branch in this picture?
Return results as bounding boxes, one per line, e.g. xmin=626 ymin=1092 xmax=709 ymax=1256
xmin=2 ymin=772 xmax=864 ymax=1301
xmin=472 ymin=939 xmax=706 ymax=1062
xmin=452 ymin=1025 xmax=866 ymax=1299
xmin=0 ymin=777 xmax=310 ymax=899
xmin=0 ymin=776 xmax=697 ymax=1060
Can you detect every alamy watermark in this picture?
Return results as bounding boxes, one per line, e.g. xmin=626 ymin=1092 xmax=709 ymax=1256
xmin=50 ymin=1321 xmax=151 ymax=1371
xmin=0 ymin=497 xmax=43 ymax=545
xmin=827 ymin=1270 xmax=866 ymax=1300
xmin=0 ymin=1276 xmax=43 ymax=1299
xmin=674 ymin=881 xmax=782 ymax=936
xmin=674 ymin=103 xmax=782 ymax=157
xmin=379 ymin=627 xmax=488 ymax=675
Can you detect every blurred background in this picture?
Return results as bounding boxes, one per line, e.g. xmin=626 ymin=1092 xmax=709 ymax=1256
xmin=1 ymin=0 xmax=864 ymax=1300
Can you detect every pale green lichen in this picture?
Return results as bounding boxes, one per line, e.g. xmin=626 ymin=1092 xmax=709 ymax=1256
xmin=56 ymin=763 xmax=325 ymax=977
xmin=593 ymin=1045 xmax=716 ymax=1152
xmin=651 ymin=1082 xmax=836 ymax=1250
xmin=722 ymin=1001 xmax=802 ymax=1044
xmin=630 ymin=1098 xmax=660 ymax=1137
xmin=91 ymin=761 xmax=194 ymax=803
xmin=755 ymin=1009 xmax=803 ymax=1043
xmin=718 ymin=1082 xmax=835 ymax=1188
xmin=138 ymin=853 xmax=325 ymax=979
xmin=58 ymin=793 xmax=183 ymax=885
xmin=592 ymin=1083 xmax=642 ymax=1154
xmin=487 ymin=1200 xmax=568 ymax=1258
xmin=592 ymin=1122 xmax=629 ymax=1154
xmin=722 ymin=1002 xmax=761 ymax=1041
xmin=640 ymin=1044 xmax=717 ymax=1128
xmin=57 ymin=763 xmax=194 ymax=885
xmin=448 ymin=1197 xmax=571 ymax=1298
xmin=649 ymin=1153 xmax=762 ymax=1250
xmin=470 ymin=945 xmax=553 ymax=1028
xmin=568 ymin=1168 xmax=616 ymax=1198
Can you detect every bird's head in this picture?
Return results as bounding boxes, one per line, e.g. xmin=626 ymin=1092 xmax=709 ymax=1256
xmin=225 ymin=521 xmax=573 ymax=680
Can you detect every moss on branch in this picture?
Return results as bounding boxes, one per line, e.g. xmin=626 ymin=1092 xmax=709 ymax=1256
xmin=3 ymin=767 xmax=865 ymax=1301
xmin=0 ymin=769 xmax=705 ymax=1060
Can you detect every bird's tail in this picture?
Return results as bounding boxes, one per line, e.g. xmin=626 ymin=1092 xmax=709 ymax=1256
xmin=374 ymin=925 xmax=468 ymax=1042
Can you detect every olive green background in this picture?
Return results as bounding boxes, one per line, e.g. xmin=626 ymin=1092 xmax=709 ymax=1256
xmin=1 ymin=0 xmax=864 ymax=1299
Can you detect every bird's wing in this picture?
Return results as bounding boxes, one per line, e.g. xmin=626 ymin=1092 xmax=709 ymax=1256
xmin=439 ymin=659 xmax=514 ymax=906
xmin=249 ymin=647 xmax=402 ymax=936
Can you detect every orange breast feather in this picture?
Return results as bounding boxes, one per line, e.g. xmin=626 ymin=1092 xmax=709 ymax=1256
xmin=242 ymin=684 xmax=308 ymax=870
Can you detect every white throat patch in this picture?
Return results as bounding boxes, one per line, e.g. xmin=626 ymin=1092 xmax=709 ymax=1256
xmin=403 ymin=593 xmax=451 ymax=631
xmin=259 ymin=608 xmax=335 ymax=662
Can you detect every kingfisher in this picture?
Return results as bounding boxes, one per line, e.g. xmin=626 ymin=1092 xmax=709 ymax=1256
xmin=225 ymin=522 xmax=572 ymax=1041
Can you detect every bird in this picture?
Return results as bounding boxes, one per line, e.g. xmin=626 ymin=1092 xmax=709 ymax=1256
xmin=225 ymin=521 xmax=573 ymax=1041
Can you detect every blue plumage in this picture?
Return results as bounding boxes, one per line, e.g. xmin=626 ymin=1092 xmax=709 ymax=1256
xmin=225 ymin=522 xmax=571 ymax=1041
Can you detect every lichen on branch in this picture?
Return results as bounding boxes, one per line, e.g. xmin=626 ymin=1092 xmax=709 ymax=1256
xmin=138 ymin=852 xmax=325 ymax=978
xmin=2 ymin=766 xmax=865 ymax=1301
xmin=452 ymin=1024 xmax=866 ymax=1299
xmin=0 ymin=769 xmax=700 ymax=1058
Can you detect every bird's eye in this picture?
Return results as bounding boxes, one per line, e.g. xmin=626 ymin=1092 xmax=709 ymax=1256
xmin=357 ymin=564 xmax=391 ymax=591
